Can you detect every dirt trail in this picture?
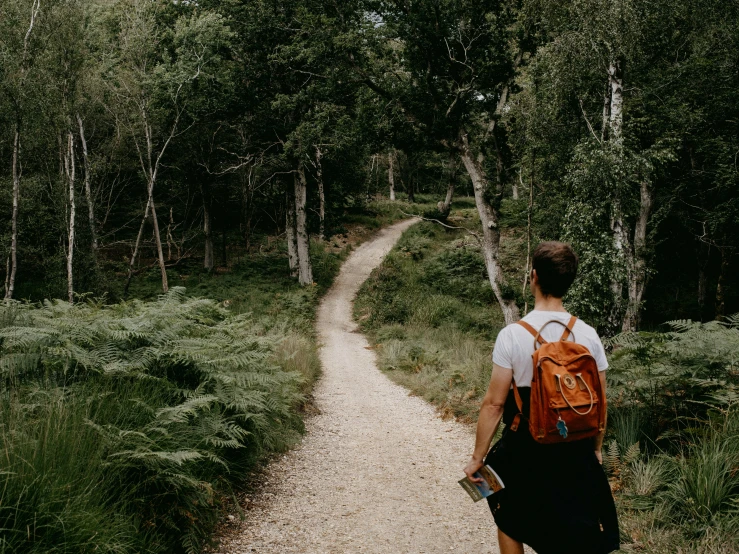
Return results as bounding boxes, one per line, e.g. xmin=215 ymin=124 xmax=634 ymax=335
xmin=216 ymin=219 xmax=502 ymax=553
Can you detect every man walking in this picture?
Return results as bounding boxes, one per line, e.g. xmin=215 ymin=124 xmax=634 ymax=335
xmin=464 ymin=242 xmax=619 ymax=554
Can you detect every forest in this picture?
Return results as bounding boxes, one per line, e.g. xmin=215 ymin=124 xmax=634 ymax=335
xmin=0 ymin=0 xmax=737 ymax=552
xmin=0 ymin=0 xmax=736 ymax=326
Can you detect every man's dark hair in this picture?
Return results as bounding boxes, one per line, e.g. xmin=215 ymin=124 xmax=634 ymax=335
xmin=532 ymin=242 xmax=579 ymax=298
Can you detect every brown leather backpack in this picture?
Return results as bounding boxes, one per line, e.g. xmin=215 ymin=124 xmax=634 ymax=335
xmin=509 ymin=316 xmax=606 ymax=444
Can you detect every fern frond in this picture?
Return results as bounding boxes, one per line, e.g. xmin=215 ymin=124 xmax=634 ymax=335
xmin=603 ymin=439 xmax=621 ymax=474
xmin=623 ymin=441 xmax=641 ymax=465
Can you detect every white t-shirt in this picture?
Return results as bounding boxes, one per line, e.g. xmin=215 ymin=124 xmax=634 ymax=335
xmin=492 ymin=310 xmax=608 ymax=387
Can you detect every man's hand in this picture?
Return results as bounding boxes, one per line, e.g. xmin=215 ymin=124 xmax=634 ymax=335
xmin=464 ymin=456 xmax=484 ymax=483
xmin=594 ymin=449 xmax=603 ymax=465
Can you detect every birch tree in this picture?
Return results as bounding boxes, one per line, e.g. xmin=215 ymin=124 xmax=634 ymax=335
xmin=76 ymin=114 xmax=97 ymax=257
xmin=267 ymin=1 xmax=368 ymax=285
xmin=63 ymin=130 xmax=76 ymax=303
xmin=105 ymin=3 xmax=233 ymax=294
xmin=437 ymin=154 xmax=458 ymax=217
xmin=358 ymin=0 xmax=522 ymax=323
xmin=1 ymin=0 xmax=42 ymax=300
xmin=388 ymin=148 xmax=396 ymax=201
xmin=285 ymin=182 xmax=299 ymax=278
xmin=513 ymin=0 xmax=725 ymax=331
xmin=294 ymin=163 xmax=313 ymax=285
xmin=46 ymin=0 xmax=86 ymax=303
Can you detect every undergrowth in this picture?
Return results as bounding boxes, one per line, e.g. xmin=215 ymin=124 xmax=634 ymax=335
xmin=356 ymin=205 xmax=739 ymax=552
xmin=0 ymin=196 xmax=434 ymax=553
xmin=0 ymin=289 xmax=318 ymax=554
xmin=354 ymin=201 xmax=521 ymax=421
xmin=604 ymin=317 xmax=739 ymax=552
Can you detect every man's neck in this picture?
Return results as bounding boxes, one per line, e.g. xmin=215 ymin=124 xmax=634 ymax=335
xmin=533 ymin=294 xmax=566 ymax=312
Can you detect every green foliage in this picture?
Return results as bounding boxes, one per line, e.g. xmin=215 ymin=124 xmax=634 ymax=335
xmin=0 ymin=288 xmax=319 ymax=553
xmin=607 ymin=317 xmax=739 ymax=436
xmin=356 ymin=215 xmax=522 ymax=421
xmin=560 ymin=141 xmax=657 ymax=331
xmin=603 ymin=316 xmax=739 ymax=549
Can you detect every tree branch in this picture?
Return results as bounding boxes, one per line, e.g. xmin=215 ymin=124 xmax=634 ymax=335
xmin=398 ymin=210 xmax=482 ymax=245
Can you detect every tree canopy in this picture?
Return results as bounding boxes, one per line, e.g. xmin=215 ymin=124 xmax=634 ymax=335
xmin=0 ymin=0 xmax=736 ymax=332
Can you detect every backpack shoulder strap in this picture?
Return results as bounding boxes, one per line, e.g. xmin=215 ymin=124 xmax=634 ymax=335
xmin=517 ymin=320 xmax=548 ymax=346
xmin=510 ymin=380 xmax=524 ymax=432
xmin=509 ymin=320 xmax=543 ymax=433
xmin=560 ymin=315 xmax=578 ymax=341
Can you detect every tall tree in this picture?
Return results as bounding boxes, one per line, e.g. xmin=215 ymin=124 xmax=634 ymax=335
xmin=1 ymin=0 xmax=42 ymax=300
xmin=104 ymin=2 xmax=233 ymax=294
xmin=358 ymin=0 xmax=522 ymax=323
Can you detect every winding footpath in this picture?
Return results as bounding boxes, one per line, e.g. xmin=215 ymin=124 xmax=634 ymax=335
xmin=216 ymin=219 xmax=505 ymax=553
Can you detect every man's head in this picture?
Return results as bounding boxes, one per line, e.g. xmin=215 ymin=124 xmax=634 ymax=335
xmin=531 ymin=241 xmax=579 ymax=298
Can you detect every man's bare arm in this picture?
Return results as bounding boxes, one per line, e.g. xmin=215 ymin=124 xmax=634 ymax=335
xmin=463 ymin=363 xmax=513 ymax=482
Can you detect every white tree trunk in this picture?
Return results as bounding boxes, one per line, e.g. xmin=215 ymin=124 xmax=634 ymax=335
xmin=5 ymin=1 xmax=41 ymax=301
xmin=166 ymin=207 xmax=179 ymax=261
xmin=622 ymin=180 xmax=652 ymax=332
xmin=295 ymin=165 xmax=313 ymax=285
xmin=315 ymin=146 xmax=325 ymax=241
xmin=459 ymin=132 xmax=520 ymax=325
xmin=77 ymin=114 xmax=98 ymax=255
xmin=4 ymin=257 xmax=9 ymax=300
xmin=136 ymin=113 xmax=171 ymax=294
xmin=607 ymin=58 xmax=627 ymax=329
xmin=438 ymin=154 xmax=456 ymax=216
xmin=285 ymin=186 xmax=299 ymax=278
xmin=388 ymin=149 xmax=396 ymax=201
xmin=438 ymin=181 xmax=455 ymax=216
xmin=608 ymin=60 xmax=624 ymax=145
xmin=64 ymin=131 xmax=76 ymax=304
xmin=5 ymin=126 xmax=20 ymax=301
xmin=444 ymin=179 xmax=455 ymax=207
xmin=512 ymin=168 xmax=524 ymax=200
xmin=601 ymin=76 xmax=612 ymax=142
xmin=147 ymin=187 xmax=168 ymax=292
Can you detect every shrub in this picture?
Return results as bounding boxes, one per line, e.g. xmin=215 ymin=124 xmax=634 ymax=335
xmin=605 ymin=316 xmax=739 ymax=548
xmin=665 ymin=427 xmax=739 ymax=528
xmin=0 ymin=289 xmax=307 ymax=554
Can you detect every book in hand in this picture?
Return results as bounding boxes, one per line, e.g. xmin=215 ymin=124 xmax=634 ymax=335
xmin=459 ymin=465 xmax=505 ymax=502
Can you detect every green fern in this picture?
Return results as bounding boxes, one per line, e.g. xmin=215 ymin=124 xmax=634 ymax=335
xmin=604 ymin=439 xmax=621 ymax=474
xmin=0 ymin=288 xmax=311 ymax=553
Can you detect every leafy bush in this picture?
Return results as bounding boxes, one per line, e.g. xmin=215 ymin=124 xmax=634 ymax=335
xmin=421 ymin=242 xmax=495 ymax=304
xmin=605 ymin=316 xmax=739 ymax=549
xmin=0 ymin=289 xmax=315 ymax=553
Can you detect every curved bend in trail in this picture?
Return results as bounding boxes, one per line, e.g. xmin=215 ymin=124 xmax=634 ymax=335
xmin=217 ymin=219 xmax=501 ymax=553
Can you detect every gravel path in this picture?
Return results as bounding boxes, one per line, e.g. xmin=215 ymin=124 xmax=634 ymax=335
xmin=215 ymin=219 xmax=505 ymax=554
